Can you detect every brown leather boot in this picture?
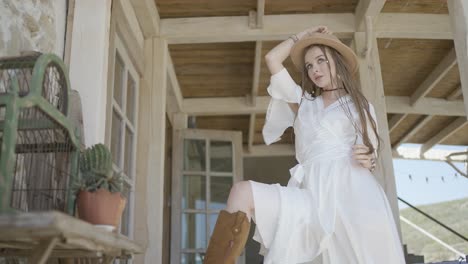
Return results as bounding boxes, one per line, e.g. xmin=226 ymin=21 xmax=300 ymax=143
xmin=203 ymin=210 xmax=251 ymax=264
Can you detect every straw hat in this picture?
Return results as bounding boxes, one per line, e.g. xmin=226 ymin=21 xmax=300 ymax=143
xmin=290 ymin=32 xmax=358 ymax=74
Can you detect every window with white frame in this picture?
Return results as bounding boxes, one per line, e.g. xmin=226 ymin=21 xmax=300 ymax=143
xmin=109 ymin=36 xmax=139 ymax=238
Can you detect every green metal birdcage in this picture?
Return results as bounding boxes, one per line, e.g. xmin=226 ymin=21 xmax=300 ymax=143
xmin=0 ymin=53 xmax=81 ymax=214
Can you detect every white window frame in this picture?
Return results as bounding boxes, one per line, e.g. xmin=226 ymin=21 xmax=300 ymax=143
xmin=106 ymin=33 xmax=139 ymax=242
xmin=171 ymin=129 xmax=244 ymax=264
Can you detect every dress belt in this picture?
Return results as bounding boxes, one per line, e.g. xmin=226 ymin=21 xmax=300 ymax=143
xmin=288 ymin=145 xmax=352 ymax=187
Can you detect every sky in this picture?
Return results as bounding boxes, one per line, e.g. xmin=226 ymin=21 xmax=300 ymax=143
xmin=394 ymin=144 xmax=468 ymax=210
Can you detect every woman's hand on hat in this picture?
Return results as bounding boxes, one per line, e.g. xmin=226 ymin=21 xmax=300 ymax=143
xmin=294 ymin=26 xmax=332 ymax=41
xmin=352 ymin=144 xmax=376 ymax=171
xmin=305 ymin=26 xmax=332 ymax=36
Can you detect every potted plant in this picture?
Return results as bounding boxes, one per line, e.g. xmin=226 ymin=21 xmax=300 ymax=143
xmin=75 ymin=143 xmax=126 ymax=231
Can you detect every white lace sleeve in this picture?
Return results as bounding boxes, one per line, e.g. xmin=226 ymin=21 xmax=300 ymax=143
xmin=262 ymin=68 xmax=302 ymax=145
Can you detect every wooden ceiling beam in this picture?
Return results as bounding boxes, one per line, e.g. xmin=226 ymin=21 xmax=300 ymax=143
xmin=376 ymin=13 xmax=452 ymax=39
xmin=243 ymin=143 xmax=466 ymax=161
xmin=129 ymin=0 xmax=160 ymax=37
xmin=446 ymin=86 xmax=463 ymax=100
xmin=243 ymin=144 xmax=295 ymax=157
xmin=257 ymin=0 xmax=265 ymax=28
xmin=449 ymin=0 xmax=468 ymax=120
xmin=160 ymin=13 xmax=451 ymax=44
xmin=410 ymin=48 xmax=457 ymax=106
xmin=355 ymin=0 xmax=386 ymax=31
xmin=161 ymin=13 xmax=354 ymax=44
xmin=393 ymin=115 xmax=432 ymax=150
xmin=420 ymin=117 xmax=467 ymax=155
xmin=166 ymin=55 xmax=183 ymax=113
xmin=183 ymin=96 xmax=466 ymax=117
xmin=385 ymin=96 xmax=465 ymax=116
xmin=389 ymin=114 xmax=407 ymax=133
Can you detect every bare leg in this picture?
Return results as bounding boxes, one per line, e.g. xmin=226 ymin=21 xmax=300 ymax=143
xmin=225 ymin=181 xmax=255 ymax=221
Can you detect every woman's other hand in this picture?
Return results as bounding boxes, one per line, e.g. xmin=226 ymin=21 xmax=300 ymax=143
xmin=352 ymin=144 xmax=376 ymax=171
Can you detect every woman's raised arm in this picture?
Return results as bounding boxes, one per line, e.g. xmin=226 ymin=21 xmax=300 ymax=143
xmin=264 ymin=26 xmax=331 ymax=75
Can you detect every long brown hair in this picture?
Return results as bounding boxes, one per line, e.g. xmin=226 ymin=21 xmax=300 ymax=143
xmin=298 ymin=44 xmax=381 ymax=155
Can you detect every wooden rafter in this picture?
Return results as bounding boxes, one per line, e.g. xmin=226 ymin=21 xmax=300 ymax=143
xmin=389 ymin=114 xmax=407 ymax=133
xmin=247 ymin=41 xmax=263 ymax=151
xmin=448 ymin=0 xmax=468 ymax=119
xmin=376 ymin=13 xmax=452 ymax=39
xmin=248 ymin=114 xmax=256 ymax=152
xmin=160 ymin=13 xmax=451 ymax=44
xmin=257 ymin=0 xmax=265 ymax=28
xmin=410 ymin=48 xmax=457 ymax=106
xmin=182 ymin=96 xmax=466 ymax=117
xmin=446 ymin=86 xmax=463 ymax=101
xmin=355 ymin=0 xmax=386 ymax=31
xmin=243 ymin=144 xmax=295 ymax=157
xmin=129 ymin=0 xmax=160 ymax=37
xmin=392 ymin=115 xmax=433 ymax=150
xmin=385 ymin=96 xmax=465 ymax=116
xmin=245 ymin=144 xmax=467 ymax=162
xmin=167 ymin=55 xmax=183 ymax=112
xmin=420 ymin=117 xmax=467 ymax=155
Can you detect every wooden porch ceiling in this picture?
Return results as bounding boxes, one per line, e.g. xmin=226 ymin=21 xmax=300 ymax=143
xmin=155 ymin=0 xmax=467 ymax=156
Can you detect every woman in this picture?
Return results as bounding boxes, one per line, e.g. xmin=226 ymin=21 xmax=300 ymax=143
xmin=204 ymin=26 xmax=405 ymax=264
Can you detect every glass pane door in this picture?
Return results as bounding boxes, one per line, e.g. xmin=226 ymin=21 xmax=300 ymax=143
xmin=171 ymin=129 xmax=243 ymax=264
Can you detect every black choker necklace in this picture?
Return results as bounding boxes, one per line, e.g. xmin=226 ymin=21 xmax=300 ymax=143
xmin=321 ymin=87 xmax=344 ymax=92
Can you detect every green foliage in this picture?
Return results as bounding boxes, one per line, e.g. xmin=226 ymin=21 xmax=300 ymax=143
xmin=75 ymin=144 xmax=124 ymax=193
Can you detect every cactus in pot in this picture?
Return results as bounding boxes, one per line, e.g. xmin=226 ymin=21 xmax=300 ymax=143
xmin=75 ymin=144 xmax=126 ymax=231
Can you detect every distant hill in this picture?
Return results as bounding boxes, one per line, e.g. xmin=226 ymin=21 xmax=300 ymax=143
xmin=400 ymin=197 xmax=468 ymax=262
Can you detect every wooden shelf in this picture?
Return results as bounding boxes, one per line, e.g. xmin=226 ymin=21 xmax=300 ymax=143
xmin=0 ymin=211 xmax=143 ymax=264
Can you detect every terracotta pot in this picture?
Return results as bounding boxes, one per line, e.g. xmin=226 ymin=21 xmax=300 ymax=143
xmin=77 ymin=189 xmax=126 ymax=228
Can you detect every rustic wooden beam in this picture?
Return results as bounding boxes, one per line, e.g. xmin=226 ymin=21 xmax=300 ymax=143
xmin=410 ymin=48 xmax=457 ymax=106
xmin=386 ymin=96 xmax=466 ymax=116
xmin=248 ymin=114 xmax=256 ymax=152
xmin=355 ymin=0 xmax=386 ymax=31
xmin=389 ymin=114 xmax=407 ymax=133
xmin=257 ymin=0 xmax=265 ymax=28
xmin=160 ymin=13 xmax=451 ymax=44
xmin=448 ymin=0 xmax=468 ymax=119
xmin=420 ymin=117 xmax=467 ymax=155
xmin=393 ymin=115 xmax=432 ymax=150
xmin=244 ymin=144 xmax=468 ymax=162
xmin=182 ymin=96 xmax=466 ymax=117
xmin=161 ymin=13 xmax=355 ymax=44
xmin=251 ymin=41 xmax=262 ymax=105
xmin=355 ymin=32 xmax=401 ymax=238
xmin=166 ymin=54 xmax=184 ymax=125
xmin=129 ymin=0 xmax=160 ymax=37
xmin=243 ymin=144 xmax=295 ymax=157
xmin=376 ymin=13 xmax=452 ymax=39
xmin=446 ymin=85 xmax=462 ymax=101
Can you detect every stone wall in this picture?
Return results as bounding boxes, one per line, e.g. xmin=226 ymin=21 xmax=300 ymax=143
xmin=0 ymin=0 xmax=67 ymax=57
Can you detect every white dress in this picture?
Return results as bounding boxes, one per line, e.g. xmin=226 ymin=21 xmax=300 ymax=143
xmin=249 ymin=68 xmax=405 ymax=264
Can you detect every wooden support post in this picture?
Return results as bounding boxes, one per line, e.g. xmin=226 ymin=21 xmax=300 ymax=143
xmin=354 ymin=32 xmax=402 ymax=238
xmin=173 ymin=112 xmax=188 ymax=130
xmin=146 ymin=37 xmax=168 ymax=263
xmin=448 ymin=0 xmax=468 ymax=120
xmin=134 ymin=37 xmax=168 ymax=263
